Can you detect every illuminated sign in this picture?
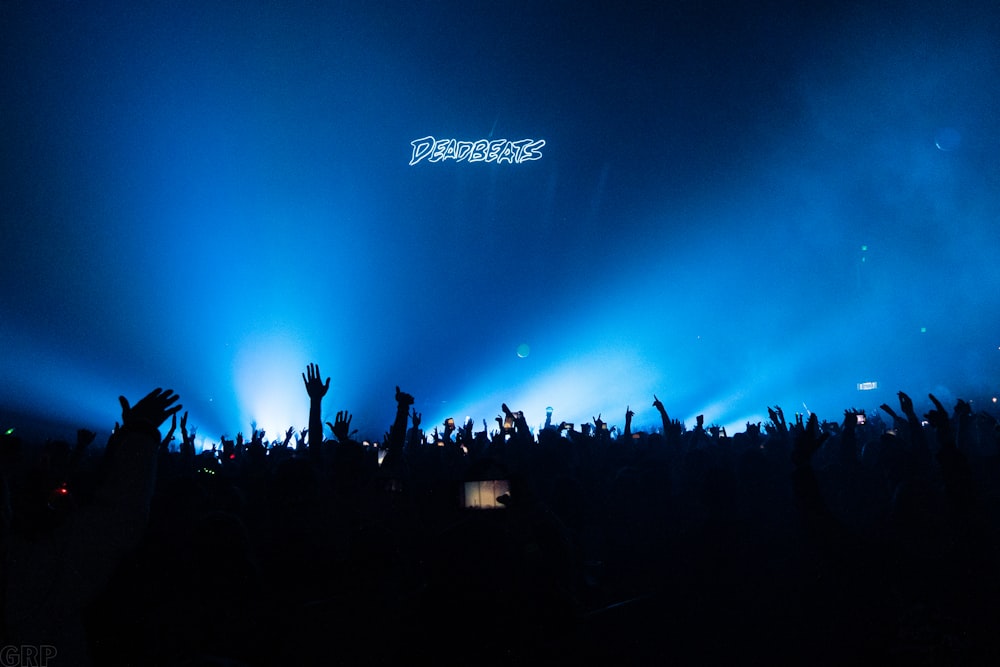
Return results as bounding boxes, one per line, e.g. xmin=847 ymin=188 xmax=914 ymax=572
xmin=409 ymin=136 xmax=545 ymax=165
xmin=857 ymin=381 xmax=878 ymax=391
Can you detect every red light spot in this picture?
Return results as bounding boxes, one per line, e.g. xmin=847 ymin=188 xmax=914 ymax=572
xmin=229 ymin=454 xmax=236 ymax=460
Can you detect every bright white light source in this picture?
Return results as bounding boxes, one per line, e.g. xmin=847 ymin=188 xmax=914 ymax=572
xmin=234 ymin=332 xmax=310 ymax=437
xmin=857 ymin=381 xmax=878 ymax=391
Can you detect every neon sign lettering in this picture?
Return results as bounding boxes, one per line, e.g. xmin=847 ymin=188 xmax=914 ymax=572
xmin=409 ymin=136 xmax=545 ymax=165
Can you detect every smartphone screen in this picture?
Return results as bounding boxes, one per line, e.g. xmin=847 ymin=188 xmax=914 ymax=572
xmin=463 ymin=480 xmax=510 ymax=509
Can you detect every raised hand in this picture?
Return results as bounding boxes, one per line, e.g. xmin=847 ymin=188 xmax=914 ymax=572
xmin=924 ymin=393 xmax=951 ymax=434
xmin=898 ymin=391 xmax=916 ymax=419
xmin=623 ymin=406 xmax=635 ymax=438
xmin=118 ymin=388 xmax=182 ymax=435
xmin=395 ymin=386 xmax=414 ymax=406
xmin=513 ymin=410 xmax=529 ymax=436
xmin=178 ymin=412 xmax=196 ymax=455
xmin=653 ymin=394 xmax=679 ymax=440
xmin=842 ymin=408 xmax=865 ymax=431
xmin=385 ymin=386 xmax=414 ymax=453
xmin=792 ymin=412 xmax=828 ymax=467
xmin=220 ymin=435 xmax=235 ymax=461
xmin=410 ymin=408 xmax=422 ymax=429
xmin=332 ymin=410 xmax=353 ymax=442
xmin=302 ymin=363 xmax=330 ymax=456
xmin=879 ymin=403 xmax=901 ymax=421
xmin=302 ymin=363 xmax=330 ymax=400
xmin=160 ymin=413 xmax=177 ymax=450
xmin=767 ymin=406 xmax=787 ymax=436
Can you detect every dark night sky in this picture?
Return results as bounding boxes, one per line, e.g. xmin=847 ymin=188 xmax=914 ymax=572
xmin=2 ymin=1 xmax=998 ymax=439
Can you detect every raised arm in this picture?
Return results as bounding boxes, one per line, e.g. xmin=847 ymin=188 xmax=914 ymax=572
xmin=388 ymin=386 xmax=414 ymax=451
xmin=302 ymin=363 xmax=330 ymax=460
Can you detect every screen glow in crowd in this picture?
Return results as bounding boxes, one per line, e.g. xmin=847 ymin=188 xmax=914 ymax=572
xmin=2 ymin=1 xmax=998 ymax=440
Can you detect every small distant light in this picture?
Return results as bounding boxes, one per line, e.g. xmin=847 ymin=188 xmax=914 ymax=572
xmin=857 ymin=381 xmax=878 ymax=391
xmin=3 ymin=428 xmax=13 ymax=435
xmin=861 ymin=245 xmax=868 ymax=251
xmin=935 ymin=127 xmax=962 ymax=152
xmin=920 ymin=327 xmax=927 ymax=333
xmin=993 ymin=397 xmax=998 ymax=404
xmin=229 ymin=454 xmax=236 ymax=460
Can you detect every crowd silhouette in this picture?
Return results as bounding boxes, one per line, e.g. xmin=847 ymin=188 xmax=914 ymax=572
xmin=2 ymin=364 xmax=999 ymax=665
